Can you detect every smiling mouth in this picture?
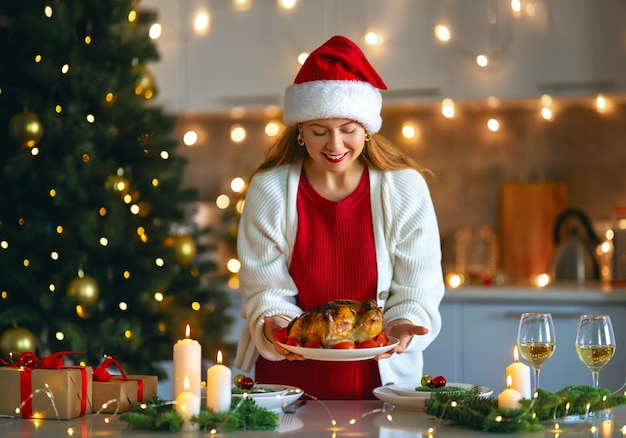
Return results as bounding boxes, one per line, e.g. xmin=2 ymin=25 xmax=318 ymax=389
xmin=325 ymin=152 xmax=348 ymax=163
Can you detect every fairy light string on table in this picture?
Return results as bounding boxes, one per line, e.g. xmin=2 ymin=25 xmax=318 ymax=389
xmin=423 ymin=384 xmax=626 ymax=434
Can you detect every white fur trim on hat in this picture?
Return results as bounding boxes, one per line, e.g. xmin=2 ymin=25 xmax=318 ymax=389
xmin=283 ymin=79 xmax=383 ymax=133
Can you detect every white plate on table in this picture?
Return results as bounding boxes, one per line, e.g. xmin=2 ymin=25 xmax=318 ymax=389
xmin=373 ymin=383 xmax=492 ymax=411
xmin=231 ymin=384 xmax=304 ymax=413
xmin=277 ymin=337 xmax=399 ymax=361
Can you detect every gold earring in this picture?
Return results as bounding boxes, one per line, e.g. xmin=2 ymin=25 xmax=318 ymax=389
xmin=297 ymin=133 xmax=305 ymax=146
xmin=364 ymin=133 xmax=371 ymax=142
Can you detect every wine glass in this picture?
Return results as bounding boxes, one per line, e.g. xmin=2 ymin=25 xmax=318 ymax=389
xmin=575 ymin=315 xmax=615 ymax=389
xmin=517 ymin=312 xmax=557 ymax=393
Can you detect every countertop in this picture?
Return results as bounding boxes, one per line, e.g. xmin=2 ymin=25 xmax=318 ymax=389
xmin=443 ymin=283 xmax=626 ymax=303
xmin=1 ymin=400 xmax=624 ymax=437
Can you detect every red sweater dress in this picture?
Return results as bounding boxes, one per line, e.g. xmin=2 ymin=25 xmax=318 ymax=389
xmin=254 ymin=168 xmax=381 ymax=399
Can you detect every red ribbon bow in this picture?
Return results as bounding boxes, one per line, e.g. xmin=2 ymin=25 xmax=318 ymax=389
xmin=93 ymin=356 xmax=144 ymax=403
xmin=1 ymin=350 xmax=84 ymax=370
xmin=93 ymin=356 xmax=128 ymax=382
xmin=1 ymin=350 xmax=87 ymax=419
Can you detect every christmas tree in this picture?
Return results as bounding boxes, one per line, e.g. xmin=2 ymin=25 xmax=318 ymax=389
xmin=0 ymin=0 xmax=233 ymax=376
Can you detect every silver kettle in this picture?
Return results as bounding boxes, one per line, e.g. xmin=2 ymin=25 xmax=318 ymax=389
xmin=550 ymin=208 xmax=600 ymax=283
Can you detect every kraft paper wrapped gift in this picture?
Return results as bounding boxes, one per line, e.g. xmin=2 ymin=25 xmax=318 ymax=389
xmin=0 ymin=365 xmax=93 ymax=420
xmin=92 ymin=375 xmax=157 ymax=413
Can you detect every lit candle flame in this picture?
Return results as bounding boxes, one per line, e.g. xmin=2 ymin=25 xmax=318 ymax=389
xmin=513 ymin=346 xmax=520 ymax=362
xmin=506 ymin=374 xmax=512 ymax=388
xmin=217 ymin=350 xmax=223 ymax=364
xmin=184 ymin=324 xmax=190 ymax=339
xmin=183 ymin=376 xmax=190 ymax=392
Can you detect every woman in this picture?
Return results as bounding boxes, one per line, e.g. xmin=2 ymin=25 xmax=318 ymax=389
xmin=234 ymin=35 xmax=444 ymax=399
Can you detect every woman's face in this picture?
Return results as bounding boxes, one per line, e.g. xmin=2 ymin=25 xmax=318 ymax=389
xmin=298 ymin=119 xmax=366 ymax=174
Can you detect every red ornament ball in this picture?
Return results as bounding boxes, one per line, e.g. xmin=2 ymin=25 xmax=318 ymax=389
xmin=432 ymin=375 xmax=447 ymax=388
xmin=240 ymin=377 xmax=254 ymax=390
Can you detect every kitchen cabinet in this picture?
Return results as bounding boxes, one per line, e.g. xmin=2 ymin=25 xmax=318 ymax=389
xmin=143 ymin=0 xmax=626 ymax=113
xmin=423 ymin=286 xmax=626 ymax=396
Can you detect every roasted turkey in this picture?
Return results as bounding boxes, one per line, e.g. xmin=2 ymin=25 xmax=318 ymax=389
xmin=287 ymin=299 xmax=383 ymax=348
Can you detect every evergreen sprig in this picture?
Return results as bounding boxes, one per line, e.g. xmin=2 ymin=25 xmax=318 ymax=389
xmin=119 ymin=396 xmax=279 ymax=433
xmin=424 ymin=385 xmax=626 ymax=433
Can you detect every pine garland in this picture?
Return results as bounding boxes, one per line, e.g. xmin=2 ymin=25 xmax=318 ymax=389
xmin=119 ymin=396 xmax=279 ymax=433
xmin=424 ymin=385 xmax=626 ymax=433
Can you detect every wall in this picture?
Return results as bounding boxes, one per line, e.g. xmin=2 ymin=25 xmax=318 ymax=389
xmin=175 ymin=98 xmax=626 ymax=272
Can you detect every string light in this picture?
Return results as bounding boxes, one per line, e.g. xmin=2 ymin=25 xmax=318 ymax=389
xmin=441 ymin=98 xmax=455 ymax=118
xmin=216 ymin=194 xmax=230 ymax=209
xmin=297 ymin=52 xmax=309 ymax=65
xmin=183 ymin=130 xmax=198 ymax=146
xmin=230 ymin=177 xmax=245 ymax=193
xmin=149 ymin=23 xmax=161 ymax=39
xmin=264 ymin=121 xmax=281 ymax=137
xmin=596 ymin=94 xmax=608 ymax=113
xmin=233 ymin=0 xmax=252 ymax=11
xmin=434 ymin=24 xmax=451 ymax=42
xmin=230 ymin=125 xmax=246 ymax=143
xmin=476 ymin=54 xmax=489 ymax=67
xmin=226 ymin=258 xmax=241 ymax=273
xmin=194 ymin=12 xmax=210 ymax=33
xmin=278 ymin=0 xmax=297 ymax=10
xmin=364 ymin=31 xmax=383 ymax=46
xmin=401 ymin=123 xmax=418 ymax=140
xmin=487 ymin=118 xmax=500 ymax=132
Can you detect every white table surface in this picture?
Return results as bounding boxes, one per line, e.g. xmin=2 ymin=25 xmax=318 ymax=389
xmin=1 ymin=399 xmax=625 ymax=437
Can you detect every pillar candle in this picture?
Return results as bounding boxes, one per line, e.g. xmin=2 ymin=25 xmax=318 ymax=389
xmin=206 ymin=350 xmax=232 ymax=413
xmin=498 ymin=375 xmax=522 ymax=409
xmin=173 ymin=324 xmax=202 ymax=400
xmin=175 ymin=376 xmax=200 ymax=431
xmin=506 ymin=346 xmax=531 ymax=399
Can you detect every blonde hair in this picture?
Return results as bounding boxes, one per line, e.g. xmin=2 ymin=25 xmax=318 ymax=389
xmin=249 ymin=125 xmax=433 ymax=183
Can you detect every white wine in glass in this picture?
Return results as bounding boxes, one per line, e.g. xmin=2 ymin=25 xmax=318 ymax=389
xmin=575 ymin=315 xmax=615 ymax=389
xmin=517 ymin=313 xmax=556 ymax=393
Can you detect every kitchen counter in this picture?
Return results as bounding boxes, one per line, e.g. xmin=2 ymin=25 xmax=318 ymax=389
xmin=443 ymin=283 xmax=626 ymax=303
xmin=1 ymin=400 xmax=624 ymax=437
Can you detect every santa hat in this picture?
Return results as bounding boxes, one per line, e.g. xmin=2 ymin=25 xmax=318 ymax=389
xmin=283 ymin=35 xmax=387 ymax=133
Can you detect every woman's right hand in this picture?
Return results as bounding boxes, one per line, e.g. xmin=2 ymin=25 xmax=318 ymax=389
xmin=263 ymin=315 xmax=304 ymax=361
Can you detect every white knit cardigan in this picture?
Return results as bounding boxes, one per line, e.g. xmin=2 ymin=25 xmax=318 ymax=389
xmin=234 ymin=162 xmax=445 ymax=385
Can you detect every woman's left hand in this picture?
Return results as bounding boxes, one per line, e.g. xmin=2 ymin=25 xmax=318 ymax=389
xmin=375 ymin=319 xmax=428 ymax=360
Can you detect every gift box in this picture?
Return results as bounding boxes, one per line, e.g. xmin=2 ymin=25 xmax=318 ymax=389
xmin=0 ymin=365 xmax=93 ymax=420
xmin=92 ymin=374 xmax=157 ymax=413
xmin=91 ymin=357 xmax=157 ymax=413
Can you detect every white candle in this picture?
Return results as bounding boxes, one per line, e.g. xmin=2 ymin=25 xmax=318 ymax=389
xmin=506 ymin=346 xmax=531 ymax=399
xmin=498 ymin=375 xmax=522 ymax=409
xmin=206 ymin=350 xmax=232 ymax=413
xmin=175 ymin=376 xmax=201 ymax=431
xmin=173 ymin=324 xmax=202 ymax=400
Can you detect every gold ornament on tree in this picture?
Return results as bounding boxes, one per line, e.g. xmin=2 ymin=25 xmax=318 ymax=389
xmin=131 ymin=65 xmax=154 ymax=100
xmin=164 ymin=235 xmax=198 ymax=266
xmin=105 ymin=174 xmax=130 ymax=195
xmin=9 ymin=111 xmax=44 ymax=147
xmin=67 ymin=274 xmax=100 ymax=307
xmin=0 ymin=327 xmax=37 ymax=358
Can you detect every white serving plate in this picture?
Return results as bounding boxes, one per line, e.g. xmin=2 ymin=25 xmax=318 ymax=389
xmin=231 ymin=384 xmax=304 ymax=413
xmin=277 ymin=337 xmax=399 ymax=361
xmin=232 ymin=383 xmax=289 ymax=397
xmin=373 ymin=383 xmax=493 ymax=411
